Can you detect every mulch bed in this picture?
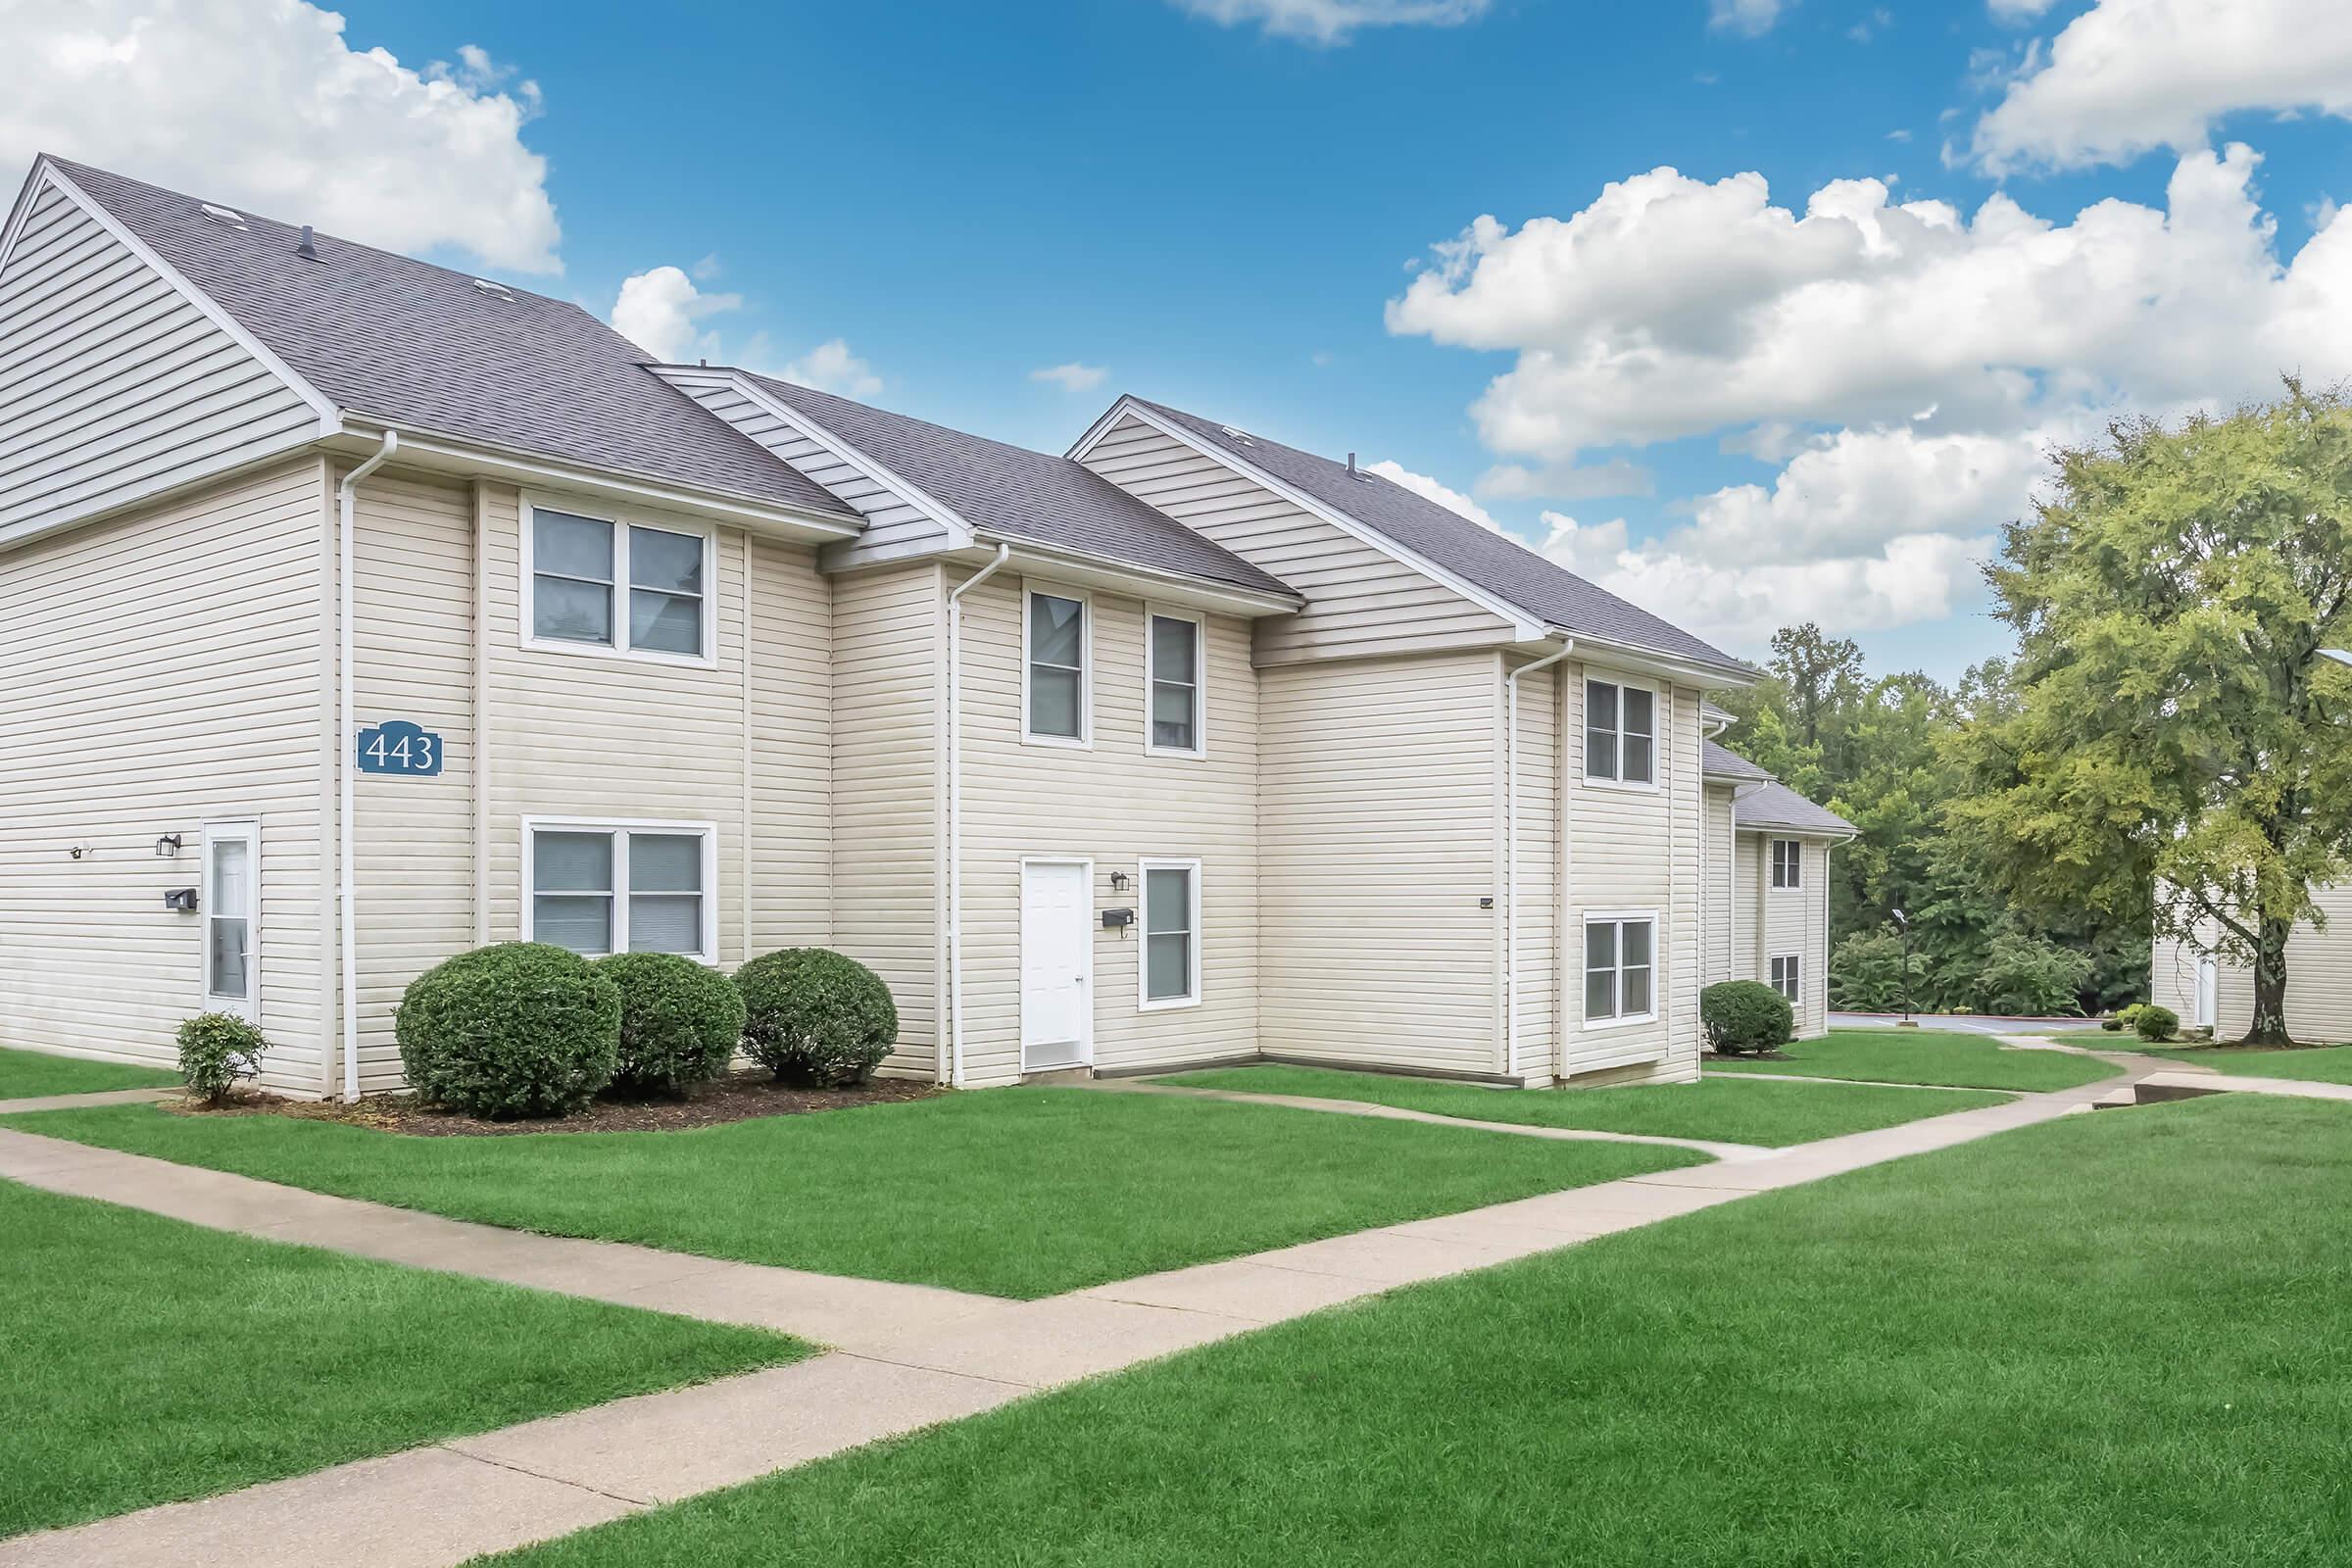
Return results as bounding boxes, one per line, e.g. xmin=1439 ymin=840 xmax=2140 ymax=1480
xmin=169 ymin=1072 xmax=944 ymax=1137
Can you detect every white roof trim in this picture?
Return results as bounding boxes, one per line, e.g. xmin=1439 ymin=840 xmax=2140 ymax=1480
xmin=18 ymin=160 xmax=341 ymax=437
xmin=1069 ymin=396 xmax=1544 ymax=643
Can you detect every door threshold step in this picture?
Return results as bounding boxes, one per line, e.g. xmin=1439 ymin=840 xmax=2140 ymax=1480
xmin=1021 ymin=1067 xmax=1097 ymax=1086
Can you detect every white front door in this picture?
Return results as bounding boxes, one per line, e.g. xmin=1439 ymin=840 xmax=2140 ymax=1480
xmin=1021 ymin=858 xmax=1092 ymax=1071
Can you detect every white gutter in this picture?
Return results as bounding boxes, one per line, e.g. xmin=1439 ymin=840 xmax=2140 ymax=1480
xmin=1503 ymin=641 xmax=1573 ymax=1077
xmin=336 ymin=430 xmax=397 ymax=1101
xmin=945 ymin=544 xmax=1011 ymax=1088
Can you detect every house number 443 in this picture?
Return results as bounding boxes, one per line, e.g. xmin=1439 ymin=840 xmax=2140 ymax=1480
xmin=355 ymin=719 xmax=444 ymax=777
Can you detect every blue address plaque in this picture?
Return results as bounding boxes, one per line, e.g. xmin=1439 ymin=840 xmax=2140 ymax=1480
xmin=356 ymin=719 xmax=445 ymax=777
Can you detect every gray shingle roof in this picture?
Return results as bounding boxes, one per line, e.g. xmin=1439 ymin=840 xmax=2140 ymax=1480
xmin=1733 ymin=777 xmax=1856 ymax=837
xmin=738 ymin=373 xmax=1297 ymax=599
xmin=1702 ymin=739 xmax=1774 ymax=782
xmin=1129 ymin=399 xmax=1753 ymax=679
xmin=49 ymin=159 xmax=858 ymax=521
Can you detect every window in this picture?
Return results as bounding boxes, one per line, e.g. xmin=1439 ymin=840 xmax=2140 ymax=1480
xmin=1584 ymin=913 xmax=1656 ymax=1025
xmin=1771 ymin=839 xmax=1802 ymax=889
xmin=1025 ymin=590 xmax=1089 ymax=743
xmin=1771 ymin=955 xmax=1802 ymax=1003
xmin=1147 ymin=612 xmax=1203 ymax=756
xmin=527 ymin=502 xmax=709 ymax=662
xmin=1585 ymin=679 xmax=1655 ymax=785
xmin=526 ymin=821 xmax=714 ymax=961
xmin=202 ymin=820 xmax=258 ymax=1019
xmin=1139 ymin=858 xmax=1201 ymax=1007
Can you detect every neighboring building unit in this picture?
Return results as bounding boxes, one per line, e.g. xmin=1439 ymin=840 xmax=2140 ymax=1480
xmin=3 ymin=155 xmax=1774 ymax=1098
xmin=2150 ymin=888 xmax=2352 ymax=1041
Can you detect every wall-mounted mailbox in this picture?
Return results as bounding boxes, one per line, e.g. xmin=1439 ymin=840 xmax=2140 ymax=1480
xmin=1101 ymin=907 xmax=1135 ymax=930
xmin=164 ymin=888 xmax=199 ymax=911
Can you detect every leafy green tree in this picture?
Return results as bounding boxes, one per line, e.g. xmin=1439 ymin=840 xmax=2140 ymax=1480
xmin=1950 ymin=383 xmax=2352 ymax=1046
xmin=1971 ymin=930 xmax=2093 ymax=1016
xmin=1828 ymin=927 xmax=1929 ymax=1012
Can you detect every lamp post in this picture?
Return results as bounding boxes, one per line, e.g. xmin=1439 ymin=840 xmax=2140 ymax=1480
xmin=1890 ymin=907 xmax=1917 ymax=1028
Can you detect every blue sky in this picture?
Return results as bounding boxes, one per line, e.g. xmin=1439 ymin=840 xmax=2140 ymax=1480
xmin=15 ymin=1 xmax=2352 ymax=680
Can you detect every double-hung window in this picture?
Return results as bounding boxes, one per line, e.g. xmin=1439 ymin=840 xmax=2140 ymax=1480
xmin=1771 ymin=839 xmax=1802 ymax=889
xmin=1139 ymin=858 xmax=1201 ymax=1008
xmin=1147 ymin=611 xmax=1203 ymax=756
xmin=1585 ymin=679 xmax=1655 ymax=785
xmin=528 ymin=503 xmax=710 ymax=662
xmin=1025 ymin=590 xmax=1089 ymax=744
xmin=202 ymin=820 xmax=259 ymax=1020
xmin=528 ymin=821 xmax=715 ymax=962
xmin=1771 ymin=955 xmax=1802 ymax=1002
xmin=1584 ymin=913 xmax=1656 ymax=1025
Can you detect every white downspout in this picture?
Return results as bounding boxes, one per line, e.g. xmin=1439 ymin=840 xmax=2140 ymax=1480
xmin=945 ymin=543 xmax=1011 ymax=1089
xmin=336 ymin=431 xmax=397 ymax=1101
xmin=1503 ymin=641 xmax=1573 ymax=1078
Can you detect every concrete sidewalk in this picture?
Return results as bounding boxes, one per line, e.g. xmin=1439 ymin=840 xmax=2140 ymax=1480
xmin=0 ymin=1066 xmax=2136 ymax=1568
xmin=0 ymin=1086 xmax=175 ymax=1115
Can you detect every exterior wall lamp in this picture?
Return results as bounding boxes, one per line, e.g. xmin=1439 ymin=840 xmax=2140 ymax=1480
xmin=157 ymin=832 xmax=182 ymax=859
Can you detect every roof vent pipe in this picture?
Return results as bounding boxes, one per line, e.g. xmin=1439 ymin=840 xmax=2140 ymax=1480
xmin=297 ymin=224 xmax=319 ymax=262
xmin=1347 ymin=452 xmax=1357 ymax=476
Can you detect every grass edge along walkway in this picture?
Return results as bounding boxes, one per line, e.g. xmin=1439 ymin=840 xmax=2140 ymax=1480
xmin=1706 ymin=1026 xmax=2120 ymax=1091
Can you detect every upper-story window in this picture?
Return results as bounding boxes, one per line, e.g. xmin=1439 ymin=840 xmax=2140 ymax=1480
xmin=1771 ymin=839 xmax=1803 ymax=889
xmin=527 ymin=502 xmax=710 ymax=663
xmin=1585 ymin=678 xmax=1655 ymax=785
xmin=1147 ymin=611 xmax=1204 ymax=757
xmin=1025 ymin=589 xmax=1090 ymax=745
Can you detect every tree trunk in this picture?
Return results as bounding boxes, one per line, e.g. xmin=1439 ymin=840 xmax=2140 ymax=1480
xmin=2240 ymin=915 xmax=2294 ymax=1047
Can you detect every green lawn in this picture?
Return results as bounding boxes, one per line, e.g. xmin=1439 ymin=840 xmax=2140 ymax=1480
xmin=1708 ymin=1027 xmax=2119 ymax=1091
xmin=2139 ymin=1042 xmax=2352 ymax=1085
xmin=0 ymin=1090 xmax=1702 ymax=1298
xmin=1155 ymin=1063 xmax=2011 ymax=1147
xmin=487 ymin=1095 xmax=2352 ymax=1568
xmin=0 ymin=1178 xmax=801 ymax=1541
xmin=0 ymin=1045 xmax=176 ymax=1100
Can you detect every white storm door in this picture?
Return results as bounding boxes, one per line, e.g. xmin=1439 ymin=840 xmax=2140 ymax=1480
xmin=2196 ymin=957 xmax=2218 ymax=1029
xmin=1021 ymin=859 xmax=1093 ymax=1070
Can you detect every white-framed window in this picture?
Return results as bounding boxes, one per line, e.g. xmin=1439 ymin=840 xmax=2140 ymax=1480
xmin=202 ymin=819 xmax=259 ymax=1020
xmin=1771 ymin=954 xmax=1802 ymax=1002
xmin=1584 ymin=678 xmax=1657 ymax=786
xmin=1584 ymin=911 xmax=1656 ymax=1027
xmin=1146 ymin=609 xmax=1204 ymax=757
xmin=1023 ymin=587 xmax=1091 ymax=746
xmin=524 ymin=819 xmax=717 ymax=963
xmin=1138 ymin=857 xmax=1202 ymax=1009
xmin=1771 ymin=839 xmax=1803 ymax=890
xmin=522 ymin=498 xmax=713 ymax=665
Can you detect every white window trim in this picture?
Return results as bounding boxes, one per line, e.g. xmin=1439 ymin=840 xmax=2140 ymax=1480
xmin=1136 ymin=856 xmax=1203 ymax=1011
xmin=1020 ymin=582 xmax=1094 ymax=750
xmin=200 ymin=818 xmax=260 ymax=1022
xmin=1582 ymin=675 xmax=1662 ymax=793
xmin=1771 ymin=838 xmax=1804 ymax=891
xmin=1582 ymin=907 xmax=1659 ymax=1031
xmin=519 ymin=493 xmax=718 ymax=668
xmin=1771 ymin=954 xmax=1803 ymax=1003
xmin=522 ymin=816 xmax=719 ymax=965
xmin=1143 ymin=605 xmax=1208 ymax=760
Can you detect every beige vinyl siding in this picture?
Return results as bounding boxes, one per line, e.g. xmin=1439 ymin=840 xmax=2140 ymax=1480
xmin=2148 ymin=933 xmax=2203 ymax=1025
xmin=1509 ymin=657 xmax=1558 ymax=1081
xmin=1755 ymin=837 xmax=1829 ymax=1039
xmin=953 ymin=573 xmax=1259 ymax=1085
xmin=659 ymin=368 xmax=958 ymax=565
xmin=1562 ymin=667 xmax=1699 ymax=1084
xmin=1702 ymin=783 xmax=1736 ymax=984
xmin=0 ymin=460 xmax=328 ymax=1090
xmin=2209 ymin=883 xmax=2352 ymax=1042
xmin=1258 ymin=652 xmax=1500 ymax=1076
xmin=0 ymin=178 xmax=318 ymax=547
xmin=1078 ymin=414 xmax=1515 ymax=664
xmin=831 ymin=563 xmax=945 ymax=1073
xmin=748 ymin=534 xmax=834 ymax=954
xmin=1732 ymin=831 xmax=1760 ymax=981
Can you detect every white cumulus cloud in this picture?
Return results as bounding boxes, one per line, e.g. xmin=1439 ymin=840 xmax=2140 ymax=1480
xmin=1170 ymin=0 xmax=1490 ymax=44
xmin=781 ymin=339 xmax=883 ymax=400
xmin=1365 ymin=460 xmax=1500 ymax=530
xmin=1972 ymin=0 xmax=2352 ymax=173
xmin=0 ymin=0 xmax=561 ymax=273
xmin=612 ymin=266 xmax=743 ymax=364
xmin=1708 ymin=0 xmax=1788 ymax=38
xmin=1031 ymin=363 xmax=1109 ymax=392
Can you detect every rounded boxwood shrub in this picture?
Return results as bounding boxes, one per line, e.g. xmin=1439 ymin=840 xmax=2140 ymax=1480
xmin=2133 ymin=1004 xmax=2180 ymax=1043
xmin=1701 ymin=979 xmax=1794 ymax=1055
xmin=396 ymin=942 xmax=619 ymax=1118
xmin=176 ymin=1011 xmax=269 ymax=1105
xmin=591 ymin=951 xmax=747 ymax=1096
xmin=735 ymin=948 xmax=899 ymax=1086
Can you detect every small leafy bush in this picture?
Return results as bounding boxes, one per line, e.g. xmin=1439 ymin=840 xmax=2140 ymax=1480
xmin=1701 ymin=980 xmax=1794 ymax=1056
xmin=176 ymin=1012 xmax=269 ymax=1105
xmin=592 ymin=952 xmax=747 ymax=1096
xmin=396 ymin=942 xmax=619 ymax=1117
xmin=2100 ymin=1013 xmax=2125 ymax=1032
xmin=736 ymin=948 xmax=899 ymax=1086
xmin=2113 ymin=1004 xmax=2147 ymax=1035
xmin=2133 ymin=1004 xmax=2180 ymax=1043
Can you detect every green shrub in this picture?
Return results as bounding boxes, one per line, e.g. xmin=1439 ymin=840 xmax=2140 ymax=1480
xmin=2133 ymin=1004 xmax=2180 ymax=1043
xmin=1701 ymin=980 xmax=1794 ymax=1056
xmin=175 ymin=1012 xmax=269 ymax=1105
xmin=1971 ymin=930 xmax=2091 ymax=1015
xmin=592 ymin=952 xmax=747 ymax=1096
xmin=735 ymin=948 xmax=899 ymax=1086
xmin=396 ymin=943 xmax=619 ymax=1117
xmin=2099 ymin=1013 xmax=2126 ymax=1031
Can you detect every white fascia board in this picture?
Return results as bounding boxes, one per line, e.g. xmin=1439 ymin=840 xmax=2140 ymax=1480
xmin=31 ymin=161 xmax=341 ymax=436
xmin=1550 ymin=629 xmax=1758 ymax=690
xmin=1069 ymin=396 xmax=1545 ymax=642
xmin=959 ymin=533 xmax=1302 ymax=617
